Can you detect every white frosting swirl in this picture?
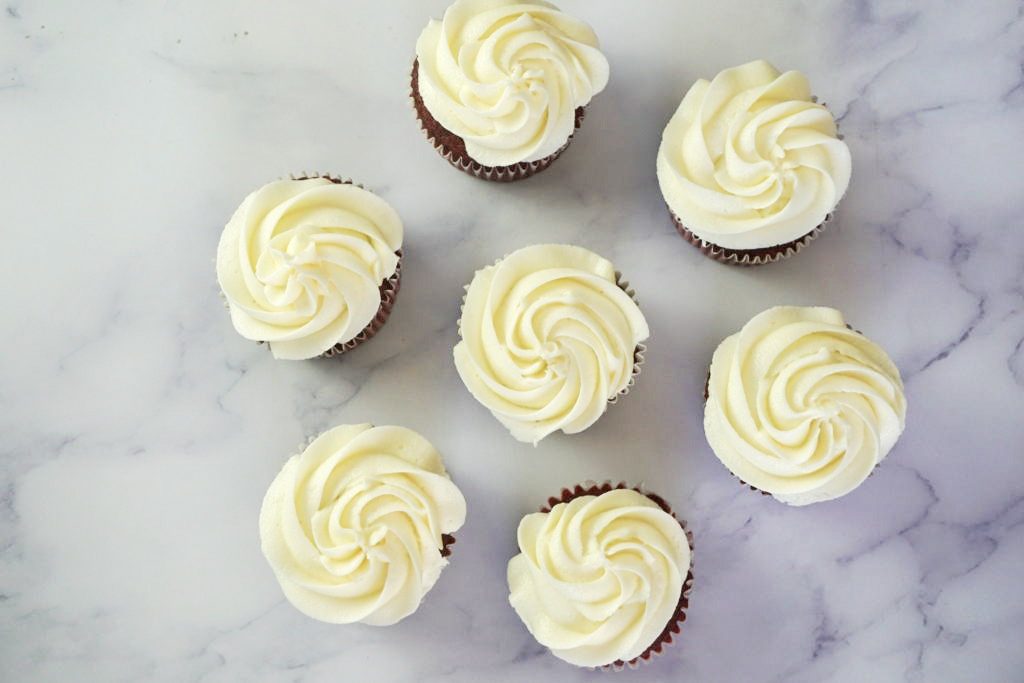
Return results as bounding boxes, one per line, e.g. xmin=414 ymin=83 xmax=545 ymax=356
xmin=259 ymin=424 xmax=466 ymax=625
xmin=507 ymin=489 xmax=692 ymax=667
xmin=415 ymin=0 xmax=609 ymax=166
xmin=705 ymin=306 xmax=906 ymax=505
xmin=453 ymin=244 xmax=649 ymax=444
xmin=657 ymin=60 xmax=851 ymax=250
xmin=217 ymin=178 xmax=403 ymax=360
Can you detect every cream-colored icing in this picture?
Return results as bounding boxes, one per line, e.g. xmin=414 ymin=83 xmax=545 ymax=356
xmin=453 ymin=244 xmax=649 ymax=444
xmin=704 ymin=306 xmax=906 ymax=505
xmin=217 ymin=178 xmax=402 ymax=360
xmin=657 ymin=60 xmax=851 ymax=250
xmin=415 ymin=0 xmax=609 ymax=167
xmin=259 ymin=424 xmax=466 ymax=625
xmin=507 ymin=489 xmax=691 ymax=667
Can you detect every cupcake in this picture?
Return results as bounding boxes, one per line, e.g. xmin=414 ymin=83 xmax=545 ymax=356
xmin=216 ymin=174 xmax=403 ymax=359
xmin=453 ymin=244 xmax=649 ymax=444
xmin=259 ymin=424 xmax=467 ymax=625
xmin=412 ymin=0 xmax=609 ymax=181
xmin=508 ymin=482 xmax=694 ymax=670
xmin=704 ymin=306 xmax=907 ymax=505
xmin=656 ymin=60 xmax=851 ymax=265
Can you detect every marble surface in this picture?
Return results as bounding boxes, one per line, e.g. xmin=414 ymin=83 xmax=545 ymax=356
xmin=2 ymin=1 xmax=1023 ymax=681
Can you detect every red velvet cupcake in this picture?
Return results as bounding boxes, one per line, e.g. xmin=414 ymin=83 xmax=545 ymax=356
xmin=216 ymin=172 xmax=402 ymax=359
xmin=412 ymin=0 xmax=609 ymax=181
xmin=508 ymin=482 xmax=694 ymax=670
xmin=656 ymin=60 xmax=850 ymax=265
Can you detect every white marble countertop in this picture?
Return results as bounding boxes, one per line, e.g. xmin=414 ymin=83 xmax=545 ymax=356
xmin=3 ymin=1 xmax=1023 ymax=681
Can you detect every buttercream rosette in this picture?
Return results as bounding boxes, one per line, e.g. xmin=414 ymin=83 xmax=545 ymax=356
xmin=454 ymin=244 xmax=648 ymax=444
xmin=412 ymin=0 xmax=609 ymax=181
xmin=508 ymin=482 xmax=694 ymax=669
xmin=704 ymin=306 xmax=907 ymax=505
xmin=259 ymin=424 xmax=467 ymax=625
xmin=657 ymin=60 xmax=851 ymax=264
xmin=216 ymin=173 xmax=402 ymax=359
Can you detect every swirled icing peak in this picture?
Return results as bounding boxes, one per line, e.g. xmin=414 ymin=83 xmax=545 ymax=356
xmin=507 ymin=488 xmax=692 ymax=667
xmin=217 ymin=178 xmax=402 ymax=360
xmin=453 ymin=244 xmax=649 ymax=444
xmin=657 ymin=60 xmax=851 ymax=250
xmin=705 ymin=306 xmax=906 ymax=505
xmin=415 ymin=0 xmax=609 ymax=166
xmin=259 ymin=424 xmax=466 ymax=625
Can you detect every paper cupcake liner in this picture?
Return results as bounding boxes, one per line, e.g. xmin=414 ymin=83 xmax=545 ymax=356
xmin=456 ymin=259 xmax=645 ymax=405
xmin=291 ymin=172 xmax=403 ymax=359
xmin=410 ymin=59 xmax=585 ymax=182
xmin=670 ymin=207 xmax=829 ymax=266
xmin=539 ymin=481 xmax=695 ymax=672
xmin=608 ymin=270 xmax=645 ymax=404
xmin=440 ymin=533 xmax=456 ymax=558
